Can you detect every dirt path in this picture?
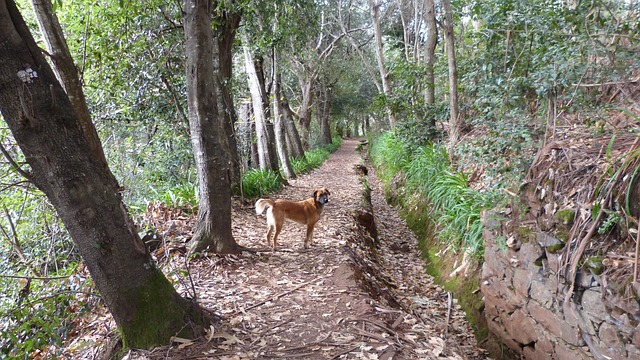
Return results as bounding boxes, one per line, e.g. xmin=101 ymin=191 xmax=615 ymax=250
xmin=129 ymin=138 xmax=488 ymax=359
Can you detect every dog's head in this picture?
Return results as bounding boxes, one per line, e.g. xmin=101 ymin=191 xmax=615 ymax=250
xmin=313 ymin=188 xmax=331 ymax=205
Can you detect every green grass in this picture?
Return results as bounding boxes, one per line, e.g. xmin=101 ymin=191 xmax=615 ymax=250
xmin=370 ymin=131 xmax=492 ymax=256
xmin=241 ymin=168 xmax=284 ymax=198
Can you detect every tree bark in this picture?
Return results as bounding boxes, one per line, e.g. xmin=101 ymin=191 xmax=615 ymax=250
xmin=29 ymin=0 xmax=117 ymax=189
xmin=253 ymin=55 xmax=280 ymax=172
xmin=272 ymin=51 xmax=295 ymax=179
xmin=370 ymin=0 xmax=397 ymax=129
xmin=214 ymin=10 xmax=242 ymax=188
xmin=0 ymin=0 xmax=210 ymax=348
xmin=317 ymin=81 xmax=333 ymax=145
xmin=279 ymin=91 xmax=305 ymax=160
xmin=441 ymin=0 xmax=461 ymax=147
xmin=242 ymin=38 xmax=274 ymax=171
xmin=424 ymin=0 xmax=437 ymax=106
xmin=184 ymin=0 xmax=240 ymax=254
xmin=297 ymin=77 xmax=314 ymax=148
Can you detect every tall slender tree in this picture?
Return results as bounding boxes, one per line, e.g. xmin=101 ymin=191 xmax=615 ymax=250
xmin=272 ymin=52 xmax=296 ymax=179
xmin=243 ymin=34 xmax=276 ymax=171
xmin=215 ymin=9 xmax=242 ymax=187
xmin=184 ymin=0 xmax=241 ymax=254
xmin=441 ymin=0 xmax=461 ymax=147
xmin=0 ymin=0 xmax=210 ymax=348
xmin=369 ymin=0 xmax=397 ymax=129
xmin=423 ymin=0 xmax=437 ymax=107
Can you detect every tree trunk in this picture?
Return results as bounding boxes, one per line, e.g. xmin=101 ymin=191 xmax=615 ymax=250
xmin=272 ymin=51 xmax=295 ymax=179
xmin=214 ymin=10 xmax=242 ymax=188
xmin=317 ymin=81 xmax=333 ymax=145
xmin=0 ymin=0 xmax=210 ymax=348
xmin=184 ymin=0 xmax=240 ymax=254
xmin=29 ymin=0 xmax=117 ymax=189
xmin=242 ymin=37 xmax=274 ymax=171
xmin=424 ymin=0 xmax=437 ymax=128
xmin=235 ymin=100 xmax=252 ymax=170
xmin=297 ymin=77 xmax=314 ymax=148
xmin=279 ymin=90 xmax=305 ymax=159
xmin=441 ymin=0 xmax=461 ymax=147
xmin=370 ymin=0 xmax=397 ymax=129
xmin=253 ymin=55 xmax=280 ymax=172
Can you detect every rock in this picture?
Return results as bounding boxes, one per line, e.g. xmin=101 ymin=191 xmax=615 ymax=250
xmin=581 ymin=289 xmax=607 ymax=321
xmin=528 ymin=301 xmax=563 ymax=338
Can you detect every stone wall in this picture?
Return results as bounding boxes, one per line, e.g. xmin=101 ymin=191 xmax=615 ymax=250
xmin=482 ymin=213 xmax=640 ymax=360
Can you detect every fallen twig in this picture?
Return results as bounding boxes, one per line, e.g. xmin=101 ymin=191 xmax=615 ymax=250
xmin=443 ymin=291 xmax=452 ymax=340
xmin=331 ymin=345 xmax=361 ymax=359
xmin=235 ymin=278 xmax=317 ymax=315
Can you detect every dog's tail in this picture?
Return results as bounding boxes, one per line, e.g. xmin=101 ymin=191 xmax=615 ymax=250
xmin=255 ymin=199 xmax=275 ymax=215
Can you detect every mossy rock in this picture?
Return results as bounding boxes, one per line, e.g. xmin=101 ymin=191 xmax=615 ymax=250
xmin=554 ymin=229 xmax=571 ymax=242
xmin=584 ymin=256 xmax=604 ymax=276
xmin=546 ymin=243 xmax=565 ymax=254
xmin=555 ymin=209 xmax=575 ymax=225
xmin=515 ymin=226 xmax=534 ymax=243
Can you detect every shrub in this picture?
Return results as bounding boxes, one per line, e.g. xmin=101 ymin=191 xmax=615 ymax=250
xmin=241 ymin=169 xmax=284 ymax=198
xmin=370 ymin=132 xmax=494 ymax=256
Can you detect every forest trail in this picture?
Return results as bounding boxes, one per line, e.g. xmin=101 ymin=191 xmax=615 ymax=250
xmin=128 ymin=138 xmax=489 ymax=359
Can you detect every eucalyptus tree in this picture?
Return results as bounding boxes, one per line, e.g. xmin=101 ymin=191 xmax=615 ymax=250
xmin=242 ymin=32 xmax=278 ymax=172
xmin=423 ymin=0 xmax=437 ymax=124
xmin=241 ymin=0 xmax=322 ymax=171
xmin=286 ymin=0 xmax=347 ymax=146
xmin=0 ymin=0 xmax=211 ymax=349
xmin=441 ymin=0 xmax=460 ymax=148
xmin=185 ymin=0 xmax=243 ymax=254
xmin=369 ymin=0 xmax=397 ymax=129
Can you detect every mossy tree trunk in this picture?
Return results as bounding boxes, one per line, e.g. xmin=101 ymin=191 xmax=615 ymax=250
xmin=184 ymin=0 xmax=241 ymax=254
xmin=0 ymin=0 xmax=210 ymax=348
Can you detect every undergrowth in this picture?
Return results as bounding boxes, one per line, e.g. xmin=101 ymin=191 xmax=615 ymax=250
xmin=243 ymin=137 xmax=342 ymax=199
xmin=369 ymin=131 xmax=495 ymax=256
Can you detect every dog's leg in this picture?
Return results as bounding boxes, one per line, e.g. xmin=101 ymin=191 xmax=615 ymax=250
xmin=272 ymin=222 xmax=283 ymax=250
xmin=304 ymin=223 xmax=315 ymax=249
xmin=266 ymin=225 xmax=274 ymax=249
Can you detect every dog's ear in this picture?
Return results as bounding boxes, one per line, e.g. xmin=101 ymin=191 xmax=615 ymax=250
xmin=324 ymin=188 xmax=330 ymax=196
xmin=313 ymin=189 xmax=319 ymax=199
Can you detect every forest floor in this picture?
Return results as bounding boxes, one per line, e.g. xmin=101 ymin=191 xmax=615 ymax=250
xmin=73 ymin=138 xmax=489 ymax=360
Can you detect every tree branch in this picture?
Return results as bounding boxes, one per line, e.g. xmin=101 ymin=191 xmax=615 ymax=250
xmin=0 ymin=142 xmax=31 ymax=181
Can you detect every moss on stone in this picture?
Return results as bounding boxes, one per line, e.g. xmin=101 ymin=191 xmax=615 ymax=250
xmin=554 ymin=229 xmax=571 ymax=242
xmin=555 ymin=209 xmax=575 ymax=225
xmin=515 ymin=226 xmax=534 ymax=243
xmin=546 ymin=243 xmax=565 ymax=253
xmin=584 ymin=256 xmax=604 ymax=276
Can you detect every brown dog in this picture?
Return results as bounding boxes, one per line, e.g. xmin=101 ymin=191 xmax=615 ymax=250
xmin=255 ymin=188 xmax=330 ymax=250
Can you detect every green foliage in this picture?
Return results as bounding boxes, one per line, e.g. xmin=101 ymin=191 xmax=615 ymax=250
xmin=150 ymin=181 xmax=198 ymax=209
xmin=291 ymin=137 xmax=341 ymax=174
xmin=369 ymin=132 xmax=411 ymax=183
xmin=0 ymin=269 xmax=95 ymax=359
xmin=241 ymin=169 xmax=284 ymax=198
xmin=370 ymin=132 xmax=495 ymax=256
